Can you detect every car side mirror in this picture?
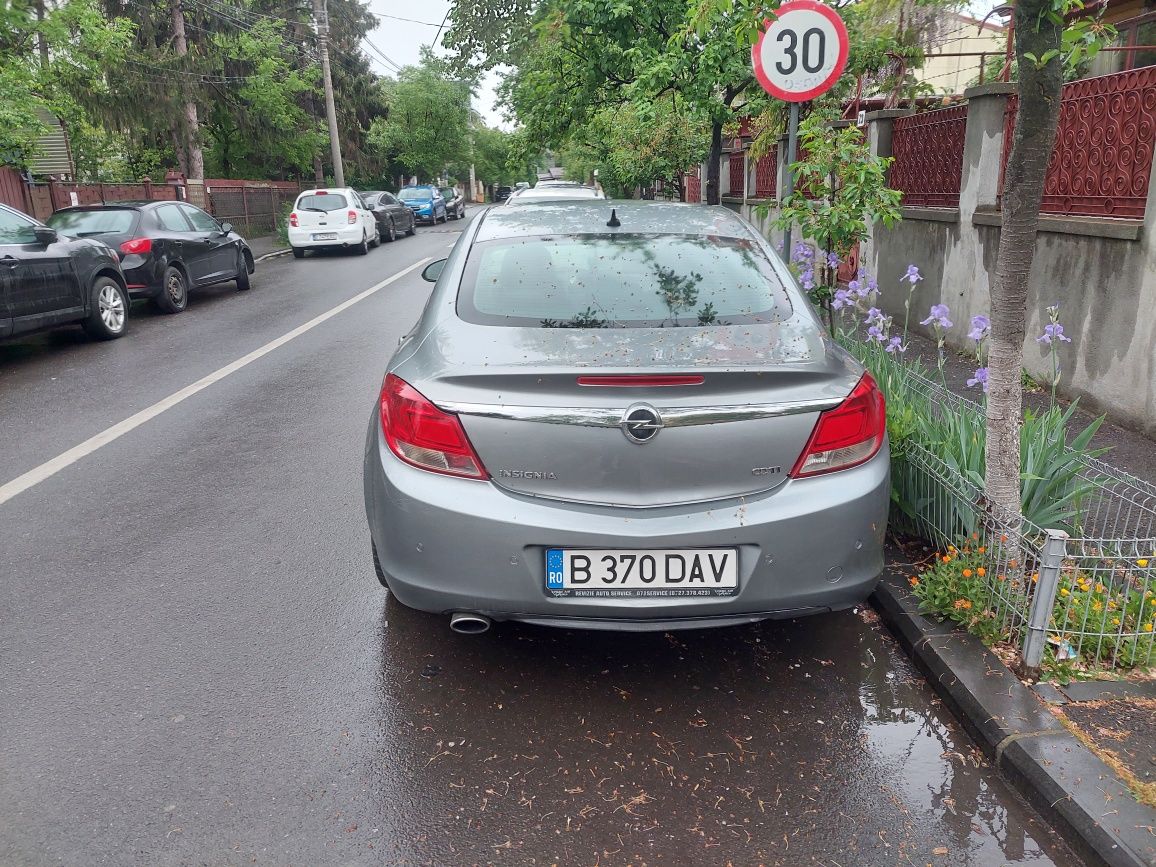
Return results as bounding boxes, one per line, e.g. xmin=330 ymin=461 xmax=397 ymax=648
xmin=219 ymin=222 xmax=233 ymax=234
xmin=33 ymin=226 xmax=58 ymax=245
xmin=422 ymin=259 xmax=446 ymax=283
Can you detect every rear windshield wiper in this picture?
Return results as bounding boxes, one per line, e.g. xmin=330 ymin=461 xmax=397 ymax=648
xmin=298 ymin=206 xmax=327 ymax=212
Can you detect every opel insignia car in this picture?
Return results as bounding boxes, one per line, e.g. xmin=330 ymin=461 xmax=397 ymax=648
xmin=363 ymin=201 xmax=888 ymax=634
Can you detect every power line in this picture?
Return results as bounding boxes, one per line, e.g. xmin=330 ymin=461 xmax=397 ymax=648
xmin=362 ymin=36 xmax=401 ymax=71
xmin=370 ymin=12 xmax=440 ymax=26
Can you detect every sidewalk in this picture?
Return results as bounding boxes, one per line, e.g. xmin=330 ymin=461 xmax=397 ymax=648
xmin=247 ymin=233 xmax=289 ymax=260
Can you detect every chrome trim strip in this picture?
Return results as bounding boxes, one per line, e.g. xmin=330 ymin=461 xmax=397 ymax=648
xmin=435 ymin=397 xmax=839 ymax=427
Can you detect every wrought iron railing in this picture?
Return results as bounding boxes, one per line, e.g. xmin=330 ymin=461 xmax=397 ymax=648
xmin=889 ymin=105 xmax=969 ymax=208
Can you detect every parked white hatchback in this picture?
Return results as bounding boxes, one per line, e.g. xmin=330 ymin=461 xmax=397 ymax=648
xmin=288 ymin=188 xmax=378 ymax=258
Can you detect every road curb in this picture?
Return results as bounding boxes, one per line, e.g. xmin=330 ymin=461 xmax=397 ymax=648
xmin=254 ymin=248 xmax=291 ymax=263
xmin=871 ymin=563 xmax=1156 ymax=867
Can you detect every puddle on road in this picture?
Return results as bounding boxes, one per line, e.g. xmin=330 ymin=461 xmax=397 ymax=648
xmin=366 ymin=603 xmax=1076 ymax=866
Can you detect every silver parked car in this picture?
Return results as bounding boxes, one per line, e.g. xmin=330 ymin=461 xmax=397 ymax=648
xmin=363 ymin=202 xmax=888 ymax=633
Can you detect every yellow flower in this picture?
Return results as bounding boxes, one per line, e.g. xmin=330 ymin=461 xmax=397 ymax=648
xmin=977 ymin=567 xmax=986 ymax=577
xmin=942 ymin=555 xmax=952 ymax=564
xmin=1095 ymin=583 xmax=1105 ymax=593
xmin=1112 ymin=618 xmax=1121 ymax=626
xmin=1092 ymin=601 xmax=1103 ymax=612
xmin=1060 ymin=588 xmax=1070 ymax=596
xmin=1138 ymin=559 xmax=1150 ymax=568
xmin=1108 ymin=599 xmax=1117 ymax=609
xmin=1144 ymin=623 xmax=1154 ymax=633
xmin=948 ymin=545 xmax=957 ymax=553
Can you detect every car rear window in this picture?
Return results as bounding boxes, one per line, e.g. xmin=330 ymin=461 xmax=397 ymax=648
xmin=398 ymin=188 xmax=431 ymax=202
xmin=458 ymin=234 xmax=792 ymax=328
xmin=297 ymin=193 xmax=347 ymax=211
xmin=48 ymin=209 xmax=136 ymax=235
xmin=440 ymin=188 xmax=455 ymax=199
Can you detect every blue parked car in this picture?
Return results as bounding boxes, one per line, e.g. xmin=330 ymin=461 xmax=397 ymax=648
xmin=398 ymin=185 xmax=448 ymax=225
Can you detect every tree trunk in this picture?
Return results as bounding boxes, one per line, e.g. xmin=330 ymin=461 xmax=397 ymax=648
xmin=706 ymin=120 xmax=722 ymax=205
xmin=984 ymin=0 xmax=1063 ymax=526
xmin=170 ymin=0 xmax=204 ymax=181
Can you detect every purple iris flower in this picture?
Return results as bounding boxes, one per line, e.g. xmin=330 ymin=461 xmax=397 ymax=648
xmin=1037 ymin=322 xmax=1071 ymax=344
xmin=864 ymin=307 xmax=886 ymax=327
xmin=791 ymin=243 xmax=814 ymax=265
xmin=867 ymin=325 xmax=885 ymax=342
xmin=800 ymin=267 xmax=815 ymax=291
xmin=967 ymin=314 xmax=990 ymax=342
xmin=847 ymin=277 xmax=862 ymax=295
xmin=826 ymin=251 xmax=839 ymax=270
xmin=921 ymin=304 xmax=952 ymax=329
xmin=885 ymin=336 xmax=906 ymax=354
xmin=903 ymin=264 xmax=923 ymax=285
xmin=967 ymin=367 xmax=990 ymax=392
xmin=832 ymin=288 xmax=852 ymax=310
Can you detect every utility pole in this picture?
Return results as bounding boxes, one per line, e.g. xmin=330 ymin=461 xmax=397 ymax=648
xmin=170 ymin=0 xmax=204 ymax=180
xmin=313 ymin=0 xmax=344 ymax=187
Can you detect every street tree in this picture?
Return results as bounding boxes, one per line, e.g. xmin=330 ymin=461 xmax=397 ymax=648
xmin=367 ymin=56 xmax=472 ymax=183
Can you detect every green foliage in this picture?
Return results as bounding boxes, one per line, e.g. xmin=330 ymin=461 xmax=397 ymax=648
xmin=841 ymin=333 xmax=1109 ymax=533
xmin=368 ymin=58 xmax=472 ymax=182
xmin=911 ymin=545 xmax=1004 ymax=646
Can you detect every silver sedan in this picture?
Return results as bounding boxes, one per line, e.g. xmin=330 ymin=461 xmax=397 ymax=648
xmin=363 ymin=202 xmax=888 ymax=633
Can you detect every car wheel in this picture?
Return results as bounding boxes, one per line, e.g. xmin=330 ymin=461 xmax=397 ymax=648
xmin=369 ymin=224 xmax=381 ymax=249
xmin=385 ymin=219 xmax=396 ymax=242
xmin=355 ymin=232 xmax=369 ymax=256
xmin=406 ymin=219 xmax=415 ymax=237
xmin=292 ymin=247 xmax=305 ymax=259
xmin=155 ymin=265 xmax=188 ymax=314
xmin=83 ymin=277 xmax=129 ymax=340
xmin=235 ymin=251 xmax=252 ymax=291
xmin=372 ymin=542 xmax=390 ymax=589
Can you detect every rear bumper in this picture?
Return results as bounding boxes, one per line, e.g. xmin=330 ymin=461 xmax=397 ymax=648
xmin=287 ymin=225 xmax=363 ymax=248
xmin=121 ymin=259 xmax=164 ymax=298
xmin=363 ymin=418 xmax=889 ymax=630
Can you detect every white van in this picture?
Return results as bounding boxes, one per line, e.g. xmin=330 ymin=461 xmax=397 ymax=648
xmin=288 ymin=188 xmax=378 ymax=258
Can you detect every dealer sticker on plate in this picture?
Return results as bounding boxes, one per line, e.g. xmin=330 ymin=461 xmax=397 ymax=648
xmin=545 ymin=548 xmax=738 ymax=598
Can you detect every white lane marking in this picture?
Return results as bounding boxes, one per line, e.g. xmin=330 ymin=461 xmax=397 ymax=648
xmin=0 ymin=258 xmax=431 ymax=507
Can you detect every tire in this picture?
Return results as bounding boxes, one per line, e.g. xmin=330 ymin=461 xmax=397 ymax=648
xmin=384 ymin=220 xmax=396 ymax=242
xmin=372 ymin=542 xmax=390 ymax=589
xmin=369 ymin=225 xmax=381 ymax=249
xmin=82 ymin=277 xmax=128 ymax=340
xmin=155 ymin=265 xmax=188 ymax=314
xmin=449 ymin=208 xmax=458 ymax=221
xmin=235 ymin=251 xmax=252 ymax=291
xmin=355 ymin=232 xmax=369 ymax=256
xmin=405 ymin=219 xmax=415 ymax=237
xmin=292 ymin=247 xmax=305 ymax=259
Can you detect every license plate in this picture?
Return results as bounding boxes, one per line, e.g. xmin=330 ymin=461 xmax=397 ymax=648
xmin=545 ymin=548 xmax=738 ymax=597
xmin=312 ymin=232 xmax=337 ymax=241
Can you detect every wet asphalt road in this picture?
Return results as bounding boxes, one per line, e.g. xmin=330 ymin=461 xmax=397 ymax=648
xmin=0 ymin=209 xmax=1078 ymax=866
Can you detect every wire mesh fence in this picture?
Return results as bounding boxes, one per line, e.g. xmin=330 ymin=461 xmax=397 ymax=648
xmin=207 ymin=184 xmax=301 ymax=238
xmin=887 ymin=366 xmax=1156 ymax=669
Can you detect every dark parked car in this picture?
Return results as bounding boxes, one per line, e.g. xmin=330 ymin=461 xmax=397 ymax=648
xmin=359 ymin=191 xmax=417 ymax=241
xmin=439 ymin=187 xmax=466 ymax=220
xmin=494 ymin=186 xmax=513 ymax=204
xmin=47 ymin=201 xmax=254 ymax=314
xmin=0 ymin=203 xmax=129 ymax=341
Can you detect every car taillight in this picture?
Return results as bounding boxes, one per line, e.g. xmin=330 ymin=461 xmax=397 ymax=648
xmin=347 ymin=209 xmax=358 ymax=224
xmin=289 ymin=212 xmax=299 ymax=227
xmin=790 ymin=373 xmax=885 ymax=478
xmin=119 ymin=237 xmax=152 ymax=255
xmin=379 ymin=374 xmax=487 ymax=479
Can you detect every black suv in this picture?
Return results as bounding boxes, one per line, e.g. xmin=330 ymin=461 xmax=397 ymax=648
xmin=0 ymin=203 xmax=129 ymax=341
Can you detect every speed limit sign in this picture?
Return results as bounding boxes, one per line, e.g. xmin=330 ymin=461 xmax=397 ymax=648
xmin=752 ymin=0 xmax=849 ymax=102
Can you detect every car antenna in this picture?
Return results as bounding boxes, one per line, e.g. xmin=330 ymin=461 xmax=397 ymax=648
xmin=606 ymin=208 xmax=621 ymax=228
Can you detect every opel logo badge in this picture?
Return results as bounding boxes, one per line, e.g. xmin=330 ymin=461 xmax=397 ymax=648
xmin=621 ymin=405 xmax=663 ymax=444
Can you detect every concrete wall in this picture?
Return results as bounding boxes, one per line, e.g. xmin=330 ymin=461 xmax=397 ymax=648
xmin=728 ymin=88 xmax=1156 ymax=439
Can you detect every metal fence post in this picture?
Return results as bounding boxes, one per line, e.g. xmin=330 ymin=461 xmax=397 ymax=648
xmin=1020 ymin=529 xmax=1069 ymax=677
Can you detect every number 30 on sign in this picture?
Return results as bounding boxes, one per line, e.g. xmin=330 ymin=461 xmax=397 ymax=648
xmin=752 ymin=0 xmax=850 ymax=102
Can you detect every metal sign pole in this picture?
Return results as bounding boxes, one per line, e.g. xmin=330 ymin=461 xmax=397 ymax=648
xmin=782 ymin=101 xmax=800 ymax=257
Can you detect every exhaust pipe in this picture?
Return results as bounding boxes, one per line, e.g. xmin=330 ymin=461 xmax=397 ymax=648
xmin=449 ymin=612 xmax=492 ymax=635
